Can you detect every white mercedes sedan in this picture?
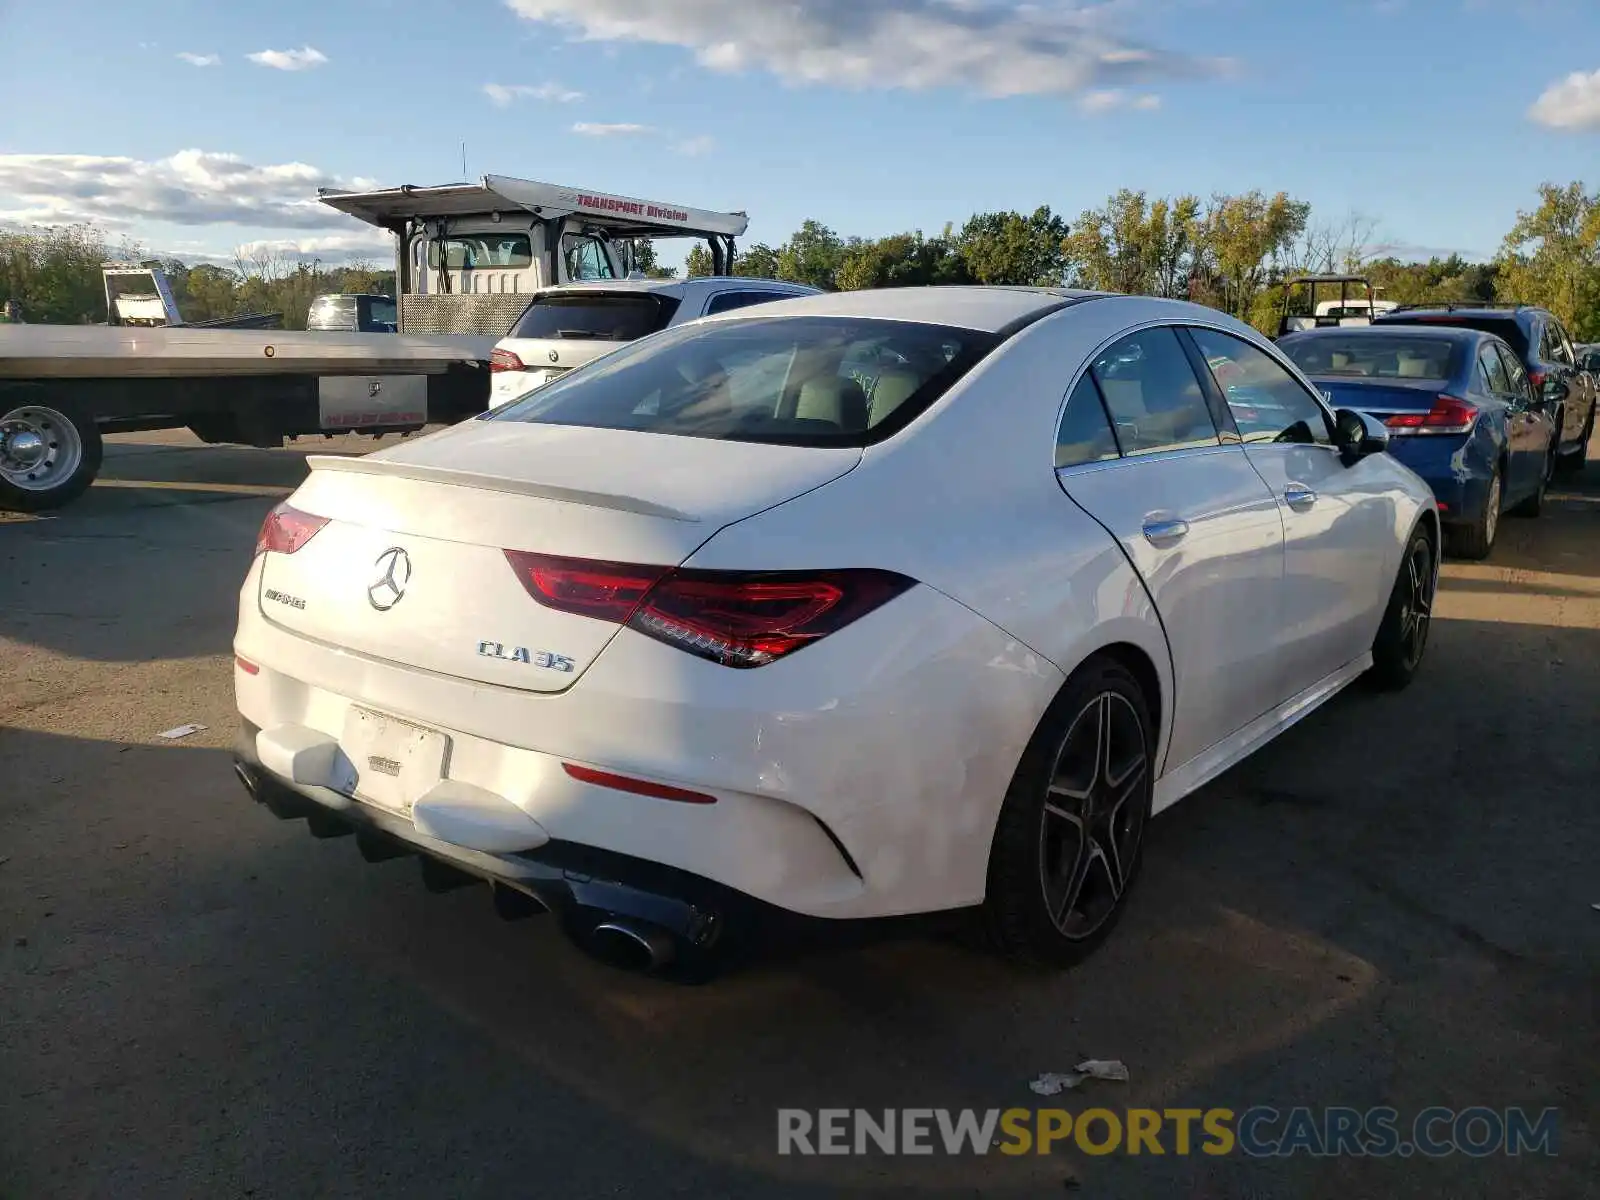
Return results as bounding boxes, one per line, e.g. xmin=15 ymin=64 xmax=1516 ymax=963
xmin=232 ymin=287 xmax=1438 ymax=976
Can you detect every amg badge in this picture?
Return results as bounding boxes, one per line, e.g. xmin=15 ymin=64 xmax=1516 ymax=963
xmin=264 ymin=588 xmax=307 ymax=610
xmin=477 ymin=641 xmax=575 ymax=672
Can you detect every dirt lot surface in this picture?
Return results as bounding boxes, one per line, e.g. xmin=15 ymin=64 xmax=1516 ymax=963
xmin=2 ymin=430 xmax=1597 ymax=1198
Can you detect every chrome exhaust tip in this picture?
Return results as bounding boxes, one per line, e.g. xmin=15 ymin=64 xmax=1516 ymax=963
xmin=586 ymin=919 xmax=677 ymax=972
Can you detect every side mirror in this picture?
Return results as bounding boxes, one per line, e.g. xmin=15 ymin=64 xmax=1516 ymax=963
xmin=1334 ymin=407 xmax=1389 ymax=466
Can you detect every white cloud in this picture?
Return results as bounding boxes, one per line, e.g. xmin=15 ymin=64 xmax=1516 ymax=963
xmin=0 ymin=150 xmax=374 ymax=231
xmin=505 ymin=0 xmax=1226 ymax=98
xmin=483 ymin=81 xmax=584 ymax=106
xmin=1079 ymin=88 xmax=1161 ymax=114
xmin=247 ymin=46 xmax=328 ymax=71
xmin=674 ymin=134 xmax=716 ymax=156
xmin=1530 ymin=69 xmax=1600 ymax=131
xmin=571 ymin=122 xmax=653 ymax=136
xmin=177 ymin=52 xmax=221 ymax=67
xmin=232 ymin=232 xmax=397 ymax=265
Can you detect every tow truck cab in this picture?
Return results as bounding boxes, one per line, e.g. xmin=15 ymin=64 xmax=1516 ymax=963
xmin=318 ymin=174 xmax=749 ymax=337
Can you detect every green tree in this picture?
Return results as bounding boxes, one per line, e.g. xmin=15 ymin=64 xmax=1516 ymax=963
xmin=626 ymin=239 xmax=677 ymax=278
xmin=1064 ymin=190 xmax=1200 ymax=295
xmin=684 ymin=244 xmax=715 ymax=278
xmin=955 ymin=207 xmax=1068 ymax=286
xmin=1194 ymin=191 xmax=1311 ymax=322
xmin=834 ymin=229 xmax=969 ymax=291
xmin=1495 ymin=181 xmax=1600 ymax=339
xmin=776 ymin=220 xmax=845 ymax=290
xmin=733 ymin=242 xmax=781 ymax=279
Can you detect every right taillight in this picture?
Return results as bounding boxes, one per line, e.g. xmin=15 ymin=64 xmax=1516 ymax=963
xmin=503 ymin=552 xmax=915 ymax=668
xmin=1383 ymin=395 xmax=1478 ymax=436
xmin=255 ymin=502 xmax=329 ymax=556
xmin=490 ymin=348 xmax=526 ymax=373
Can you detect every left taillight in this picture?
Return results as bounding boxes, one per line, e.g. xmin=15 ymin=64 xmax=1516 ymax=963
xmin=255 ymin=502 xmax=329 ymax=557
xmin=503 ymin=551 xmax=915 ymax=668
xmin=1382 ymin=395 xmax=1478 ymax=436
xmin=490 ymin=348 xmax=526 ymax=373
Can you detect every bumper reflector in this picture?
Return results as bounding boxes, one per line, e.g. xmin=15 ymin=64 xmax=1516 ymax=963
xmin=563 ymin=762 xmax=717 ymax=805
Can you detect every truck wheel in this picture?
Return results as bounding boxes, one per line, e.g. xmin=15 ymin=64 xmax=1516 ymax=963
xmin=0 ymin=396 xmax=104 ymax=512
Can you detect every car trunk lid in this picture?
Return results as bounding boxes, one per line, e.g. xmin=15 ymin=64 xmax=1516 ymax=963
xmin=257 ymin=423 xmax=860 ymax=692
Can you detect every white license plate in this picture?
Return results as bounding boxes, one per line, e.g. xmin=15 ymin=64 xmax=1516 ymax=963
xmin=341 ymin=706 xmax=450 ymax=814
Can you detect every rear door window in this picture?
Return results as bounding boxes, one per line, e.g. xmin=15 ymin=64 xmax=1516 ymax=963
xmin=1055 ymin=374 xmax=1122 ymax=468
xmin=509 ymin=293 xmax=681 ymax=342
xmin=1088 ymin=328 xmax=1220 ymax=456
xmin=1188 ymin=327 xmax=1333 ymax=445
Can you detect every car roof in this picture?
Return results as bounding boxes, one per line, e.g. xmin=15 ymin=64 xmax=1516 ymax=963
xmin=1281 ymin=324 xmax=1484 ymax=344
xmin=530 ymin=277 xmax=818 ymax=301
xmin=707 ymin=285 xmax=1113 ymax=333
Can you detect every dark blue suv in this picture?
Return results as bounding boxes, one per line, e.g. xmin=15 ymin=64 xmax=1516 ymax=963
xmin=1374 ymin=304 xmax=1596 ymax=475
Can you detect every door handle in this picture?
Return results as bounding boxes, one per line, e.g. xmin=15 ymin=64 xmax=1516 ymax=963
xmin=1142 ymin=515 xmax=1190 ymax=546
xmin=1282 ymin=483 xmax=1317 ymax=510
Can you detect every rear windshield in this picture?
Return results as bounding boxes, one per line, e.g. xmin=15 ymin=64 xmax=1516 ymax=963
xmin=307 ymin=296 xmax=356 ymax=329
xmin=1282 ymin=334 xmax=1460 ymax=381
xmin=1380 ymin=313 xmax=1527 ymax=356
xmin=427 ymin=234 xmax=532 ymax=270
xmin=509 ymin=293 xmax=680 ymax=342
xmin=489 ymin=315 xmax=996 ymax=447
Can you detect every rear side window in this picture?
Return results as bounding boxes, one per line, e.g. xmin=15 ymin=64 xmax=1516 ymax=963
xmin=1056 ymin=375 xmax=1121 ymax=468
xmin=509 ymin=293 xmax=681 ymax=342
xmin=1497 ymin=344 xmax=1530 ymax=401
xmin=1088 ymin=328 xmax=1219 ymax=456
xmin=1479 ymin=345 xmax=1511 ymax=393
xmin=1547 ymin=321 xmax=1575 ymax=365
xmin=1189 ymin=328 xmax=1332 ymax=446
xmin=705 ymin=290 xmax=789 ymax=316
xmin=490 ymin=316 xmax=996 ymax=447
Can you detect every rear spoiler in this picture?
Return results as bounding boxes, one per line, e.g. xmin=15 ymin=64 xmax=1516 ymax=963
xmin=305 ymin=454 xmax=699 ymax=522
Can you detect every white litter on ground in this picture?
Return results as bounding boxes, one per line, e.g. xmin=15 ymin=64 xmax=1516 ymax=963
xmin=1029 ymin=1060 xmax=1130 ymax=1095
xmin=157 ymin=723 xmax=207 ymax=741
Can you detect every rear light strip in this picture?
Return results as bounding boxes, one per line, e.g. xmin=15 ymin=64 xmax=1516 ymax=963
xmin=1383 ymin=395 xmax=1478 ymax=437
xmin=490 ymin=348 xmax=526 ymax=373
xmin=562 ymin=762 xmax=716 ymax=805
xmin=504 ymin=551 xmax=915 ymax=668
xmin=255 ymin=502 xmax=329 ymax=556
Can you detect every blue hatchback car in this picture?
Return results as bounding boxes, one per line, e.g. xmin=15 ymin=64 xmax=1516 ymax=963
xmin=1278 ymin=326 xmax=1557 ymax=560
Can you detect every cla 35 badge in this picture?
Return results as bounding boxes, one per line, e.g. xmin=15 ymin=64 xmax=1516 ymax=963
xmin=477 ymin=641 xmax=575 ymax=672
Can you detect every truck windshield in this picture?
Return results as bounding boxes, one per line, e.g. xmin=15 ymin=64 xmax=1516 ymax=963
xmin=308 ymin=296 xmax=357 ymax=329
xmin=509 ymin=293 xmax=680 ymax=342
xmin=489 ymin=315 xmax=995 ymax=447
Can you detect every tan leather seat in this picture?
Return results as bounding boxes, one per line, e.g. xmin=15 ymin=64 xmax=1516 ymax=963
xmin=868 ymin=369 xmax=921 ymax=424
xmin=795 ymin=376 xmax=870 ymax=432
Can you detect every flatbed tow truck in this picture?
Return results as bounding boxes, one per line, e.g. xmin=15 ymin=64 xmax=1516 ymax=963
xmin=0 ymin=175 xmax=748 ymax=511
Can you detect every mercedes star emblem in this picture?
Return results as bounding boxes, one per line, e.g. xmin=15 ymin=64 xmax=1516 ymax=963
xmin=368 ymin=546 xmax=412 ymax=611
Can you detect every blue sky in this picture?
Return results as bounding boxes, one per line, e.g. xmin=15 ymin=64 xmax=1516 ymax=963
xmin=2 ymin=0 xmax=1598 ymax=271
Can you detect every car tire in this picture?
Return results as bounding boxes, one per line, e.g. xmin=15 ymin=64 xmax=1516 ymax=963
xmin=1446 ymin=468 xmax=1500 ymax=560
xmin=983 ymin=655 xmax=1154 ymax=969
xmin=1554 ymin=404 xmax=1593 ymax=475
xmin=1510 ymin=439 xmax=1556 ymax=518
xmin=1368 ymin=524 xmax=1437 ymax=692
xmin=0 ymin=390 xmax=103 ymax=513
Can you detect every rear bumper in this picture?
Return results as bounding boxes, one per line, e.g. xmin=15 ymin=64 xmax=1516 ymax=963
xmin=233 ymin=720 xmax=792 ymax=960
